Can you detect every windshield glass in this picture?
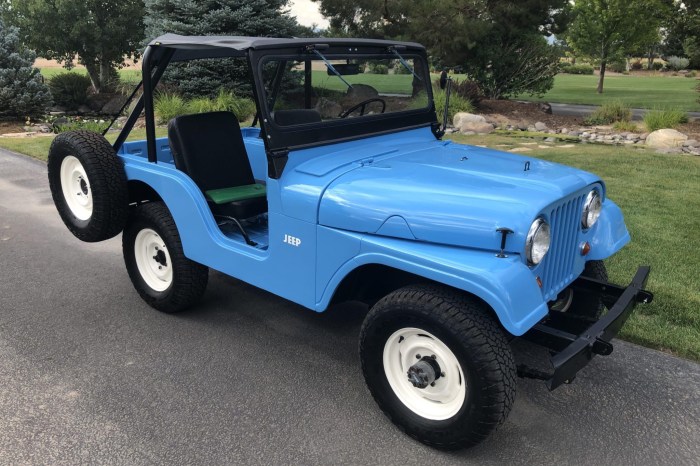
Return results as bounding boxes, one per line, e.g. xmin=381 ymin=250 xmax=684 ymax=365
xmin=260 ymin=55 xmax=430 ymax=126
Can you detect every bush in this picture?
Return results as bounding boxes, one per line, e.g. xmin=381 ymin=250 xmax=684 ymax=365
xmin=52 ymin=117 xmax=110 ymax=134
xmin=584 ymin=101 xmax=632 ymax=125
xmin=612 ymin=120 xmax=638 ymax=132
xmin=188 ymin=90 xmax=255 ymax=122
xmin=643 ymin=108 xmax=688 ymax=132
xmin=0 ymin=20 xmax=52 ymax=117
xmin=432 ymin=87 xmax=475 ymax=124
xmin=666 ymin=56 xmax=690 ymax=71
xmin=394 ymin=63 xmax=411 ymax=75
xmin=368 ymin=63 xmax=389 ymax=74
xmin=466 ymin=35 xmax=559 ymax=99
xmin=154 ymin=92 xmax=190 ymax=124
xmin=48 ymin=73 xmax=93 ymax=109
xmin=560 ymin=64 xmax=594 ymax=75
xmin=685 ymin=71 xmax=697 ymax=78
xmin=607 ymin=60 xmax=627 ymax=73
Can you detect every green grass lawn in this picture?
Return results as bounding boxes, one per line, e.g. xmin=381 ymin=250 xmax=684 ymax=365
xmin=516 ymin=74 xmax=700 ymax=111
xmin=311 ymin=70 xmax=415 ymax=95
xmin=0 ymin=127 xmax=167 ymax=161
xmin=448 ymin=132 xmax=700 ymax=361
xmin=2 ymin=129 xmax=698 ymax=361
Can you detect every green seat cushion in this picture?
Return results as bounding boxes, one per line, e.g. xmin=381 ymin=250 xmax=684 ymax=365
xmin=205 ymin=183 xmax=266 ymax=204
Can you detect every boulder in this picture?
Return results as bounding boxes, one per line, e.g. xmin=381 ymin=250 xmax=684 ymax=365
xmin=77 ymin=105 xmax=92 ymax=114
xmin=459 ymin=121 xmax=494 ymax=134
xmin=453 ymin=112 xmax=486 ymax=128
xmin=483 ymin=113 xmax=510 ymax=128
xmin=539 ymin=103 xmax=553 ymax=114
xmin=101 ymin=95 xmax=128 ymax=115
xmin=534 ymin=121 xmax=548 ymax=131
xmin=645 ymin=129 xmax=688 ymax=149
xmin=683 ymin=139 xmax=699 ymax=148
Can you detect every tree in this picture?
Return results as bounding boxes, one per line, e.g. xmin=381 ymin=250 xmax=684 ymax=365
xmin=314 ymin=0 xmax=569 ymax=98
xmin=0 ymin=19 xmax=52 ymax=118
xmin=566 ymin=0 xmax=666 ymax=94
xmin=145 ymin=0 xmax=307 ymax=97
xmin=5 ymin=1 xmax=145 ymax=93
xmin=663 ymin=0 xmax=700 ymax=69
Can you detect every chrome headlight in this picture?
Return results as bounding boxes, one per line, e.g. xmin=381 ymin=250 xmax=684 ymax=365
xmin=526 ymin=218 xmax=551 ymax=266
xmin=582 ymin=189 xmax=602 ymax=229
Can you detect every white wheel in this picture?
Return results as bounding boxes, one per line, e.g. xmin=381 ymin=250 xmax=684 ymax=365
xmin=59 ymin=155 xmax=93 ymax=221
xmin=133 ymin=228 xmax=172 ymax=292
xmin=383 ymin=327 xmax=467 ymax=420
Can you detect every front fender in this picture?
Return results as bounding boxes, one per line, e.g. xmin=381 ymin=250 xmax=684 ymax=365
xmin=587 ymin=200 xmax=630 ymax=260
xmin=318 ymin=234 xmax=549 ymax=336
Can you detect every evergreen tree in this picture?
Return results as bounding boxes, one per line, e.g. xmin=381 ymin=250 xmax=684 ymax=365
xmin=0 ymin=19 xmax=52 ymax=118
xmin=145 ymin=0 xmax=306 ymax=97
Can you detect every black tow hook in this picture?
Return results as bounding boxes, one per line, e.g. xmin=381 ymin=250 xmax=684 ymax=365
xmin=407 ymin=356 xmax=442 ymax=389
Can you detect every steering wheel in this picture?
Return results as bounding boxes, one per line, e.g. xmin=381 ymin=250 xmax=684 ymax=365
xmin=339 ymin=98 xmax=386 ymax=118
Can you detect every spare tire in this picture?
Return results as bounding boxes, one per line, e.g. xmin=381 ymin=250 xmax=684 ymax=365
xmin=48 ymin=130 xmax=128 ymax=242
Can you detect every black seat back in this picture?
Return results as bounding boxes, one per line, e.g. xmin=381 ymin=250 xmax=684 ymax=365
xmin=168 ymin=111 xmax=255 ymax=192
xmin=273 ymin=109 xmax=322 ymax=126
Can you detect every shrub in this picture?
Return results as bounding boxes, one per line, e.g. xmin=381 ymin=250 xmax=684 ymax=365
xmin=685 ymin=71 xmax=697 ymax=78
xmin=560 ymin=64 xmax=594 ymax=75
xmin=607 ymin=60 xmax=627 ymax=73
xmin=187 ymin=90 xmax=256 ymax=122
xmin=48 ymin=73 xmax=93 ymax=109
xmin=432 ymin=87 xmax=475 ymax=124
xmin=649 ymin=61 xmax=665 ymax=71
xmin=643 ymin=108 xmax=688 ymax=132
xmin=394 ymin=64 xmax=411 ymax=75
xmin=154 ymin=92 xmax=190 ymax=124
xmin=666 ymin=56 xmax=690 ymax=71
xmin=584 ymin=101 xmax=632 ymax=125
xmin=368 ymin=63 xmax=389 ymax=74
xmin=53 ymin=117 xmax=110 ymax=134
xmin=612 ymin=120 xmax=638 ymax=132
xmin=0 ymin=20 xmax=52 ymax=117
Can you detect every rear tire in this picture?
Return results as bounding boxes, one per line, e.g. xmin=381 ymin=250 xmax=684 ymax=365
xmin=48 ymin=130 xmax=128 ymax=242
xmin=360 ymin=284 xmax=516 ymax=450
xmin=123 ymin=202 xmax=208 ymax=313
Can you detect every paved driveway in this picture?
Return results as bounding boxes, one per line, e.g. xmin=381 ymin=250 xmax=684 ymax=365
xmin=1 ymin=148 xmax=698 ymax=465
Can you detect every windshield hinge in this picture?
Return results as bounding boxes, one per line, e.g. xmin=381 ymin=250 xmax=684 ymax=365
xmin=267 ymin=149 xmax=289 ymax=179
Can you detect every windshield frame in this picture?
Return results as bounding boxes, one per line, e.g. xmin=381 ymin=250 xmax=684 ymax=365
xmin=250 ymin=44 xmax=437 ymax=152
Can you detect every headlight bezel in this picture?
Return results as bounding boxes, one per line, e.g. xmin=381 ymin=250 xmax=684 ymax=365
xmin=525 ymin=217 xmax=551 ymax=266
xmin=581 ymin=189 xmax=602 ymax=230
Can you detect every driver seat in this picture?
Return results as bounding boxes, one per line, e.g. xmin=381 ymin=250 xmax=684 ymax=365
xmin=168 ymin=111 xmax=267 ymax=245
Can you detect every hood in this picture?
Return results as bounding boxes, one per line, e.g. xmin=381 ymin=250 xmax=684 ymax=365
xmin=318 ymin=140 xmax=601 ymax=252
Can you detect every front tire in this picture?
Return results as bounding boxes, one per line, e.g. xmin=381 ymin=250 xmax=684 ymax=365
xmin=123 ymin=202 xmax=208 ymax=313
xmin=569 ymin=260 xmax=608 ymax=319
xmin=360 ymin=285 xmax=516 ymax=450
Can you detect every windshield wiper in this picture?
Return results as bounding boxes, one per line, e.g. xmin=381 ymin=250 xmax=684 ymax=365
xmin=389 ymin=46 xmax=422 ymax=81
xmin=312 ymin=49 xmax=353 ymax=90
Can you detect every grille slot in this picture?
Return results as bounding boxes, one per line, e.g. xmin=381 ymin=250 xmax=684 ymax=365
xmin=540 ymin=194 xmax=585 ymax=301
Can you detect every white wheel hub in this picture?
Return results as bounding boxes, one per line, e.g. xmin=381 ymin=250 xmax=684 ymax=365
xmin=134 ymin=228 xmax=172 ymax=292
xmin=60 ymin=155 xmax=93 ymax=221
xmin=383 ymin=327 xmax=467 ymax=420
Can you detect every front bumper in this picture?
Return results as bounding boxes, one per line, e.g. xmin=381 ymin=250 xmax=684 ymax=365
xmin=519 ymin=266 xmax=653 ymax=390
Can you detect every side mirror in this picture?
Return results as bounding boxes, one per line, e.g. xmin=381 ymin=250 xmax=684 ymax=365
xmin=439 ymin=70 xmax=448 ymax=90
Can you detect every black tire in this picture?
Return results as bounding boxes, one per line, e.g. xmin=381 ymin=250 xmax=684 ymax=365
xmin=360 ymin=284 xmax=516 ymax=450
xmin=47 ymin=130 xmax=128 ymax=242
xmin=569 ymin=260 xmax=608 ymax=319
xmin=123 ymin=202 xmax=208 ymax=313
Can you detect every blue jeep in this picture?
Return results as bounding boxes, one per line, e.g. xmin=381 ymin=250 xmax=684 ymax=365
xmin=47 ymin=35 xmax=652 ymax=449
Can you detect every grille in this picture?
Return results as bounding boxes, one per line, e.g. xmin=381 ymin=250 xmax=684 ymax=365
xmin=539 ymin=193 xmax=586 ymax=301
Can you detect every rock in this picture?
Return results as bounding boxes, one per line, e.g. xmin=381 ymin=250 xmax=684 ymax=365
xmin=626 ymin=133 xmax=638 ymax=140
xmin=569 ymin=130 xmax=580 ymax=137
xmin=527 ymin=126 xmax=537 ymax=132
xmin=544 ymin=137 xmax=556 ymax=143
xmin=534 ymin=121 xmax=548 ymax=131
xmin=315 ymin=97 xmax=343 ymax=119
xmin=539 ymin=103 xmax=553 ymax=114
xmin=639 ymin=133 xmax=649 ymax=140
xmin=50 ymin=106 xmax=67 ymax=113
xmin=461 ymin=131 xmax=476 ymax=136
xmin=560 ymin=128 xmax=569 ymax=134
xmin=581 ymin=132 xmax=590 ymax=138
xmin=516 ymin=121 xmax=530 ymax=131
xmin=453 ymin=112 xmax=486 ymax=128
xmin=52 ymin=117 xmax=69 ymax=129
xmin=77 ymin=105 xmax=92 ymax=114
xmin=38 ymin=125 xmax=52 ymax=133
xmin=483 ymin=113 xmax=510 ymax=128
xmin=655 ymin=147 xmax=682 ymax=154
xmin=101 ymin=95 xmax=128 ymax=115
xmin=683 ymin=139 xmax=699 ymax=147
xmin=645 ymin=129 xmax=688 ymax=149
xmin=459 ymin=121 xmax=494 ymax=134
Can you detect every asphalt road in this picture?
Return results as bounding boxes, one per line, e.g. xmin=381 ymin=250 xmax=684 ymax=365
xmin=1 ymin=148 xmax=699 ymax=465
xmin=546 ymin=102 xmax=700 ymax=121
